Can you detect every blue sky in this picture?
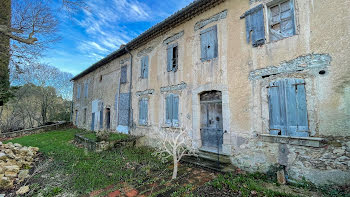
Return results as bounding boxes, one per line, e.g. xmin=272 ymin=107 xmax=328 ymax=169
xmin=42 ymin=0 xmax=194 ymax=76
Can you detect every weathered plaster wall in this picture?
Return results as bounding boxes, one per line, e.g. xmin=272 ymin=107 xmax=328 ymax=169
xmin=72 ymin=0 xmax=350 ymax=185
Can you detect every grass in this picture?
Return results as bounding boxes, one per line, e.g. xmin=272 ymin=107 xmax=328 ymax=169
xmin=82 ymin=132 xmax=129 ymax=142
xmin=208 ymin=173 xmax=297 ymax=197
xmin=5 ymin=129 xmax=167 ymax=195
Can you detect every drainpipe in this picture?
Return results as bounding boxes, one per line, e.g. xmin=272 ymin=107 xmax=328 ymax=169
xmin=125 ymin=46 xmax=133 ymax=135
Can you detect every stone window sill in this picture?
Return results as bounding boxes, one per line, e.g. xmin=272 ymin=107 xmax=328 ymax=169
xmin=258 ymin=134 xmax=325 ymax=148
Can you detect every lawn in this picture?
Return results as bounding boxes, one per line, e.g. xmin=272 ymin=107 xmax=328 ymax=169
xmin=5 ymin=129 xmax=168 ymax=196
xmin=5 ymin=129 xmax=349 ymax=197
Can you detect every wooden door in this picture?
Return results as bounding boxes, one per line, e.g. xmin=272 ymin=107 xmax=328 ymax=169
xmin=200 ymin=91 xmax=223 ymax=150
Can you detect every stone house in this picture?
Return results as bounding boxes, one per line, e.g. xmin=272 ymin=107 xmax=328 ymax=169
xmin=71 ymin=0 xmax=350 ymax=185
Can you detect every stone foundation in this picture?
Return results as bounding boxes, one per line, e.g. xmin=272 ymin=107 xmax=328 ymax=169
xmin=231 ymin=136 xmax=350 ymax=185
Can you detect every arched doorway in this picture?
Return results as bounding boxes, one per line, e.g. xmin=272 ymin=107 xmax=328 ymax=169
xmin=200 ymin=90 xmax=223 ymax=152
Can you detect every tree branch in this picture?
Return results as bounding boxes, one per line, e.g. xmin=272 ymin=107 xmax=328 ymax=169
xmin=0 ymin=25 xmax=38 ymax=44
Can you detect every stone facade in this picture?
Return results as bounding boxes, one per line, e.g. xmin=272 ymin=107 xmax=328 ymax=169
xmin=72 ymin=0 xmax=350 ymax=185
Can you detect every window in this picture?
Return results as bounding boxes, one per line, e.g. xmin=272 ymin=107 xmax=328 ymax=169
xmin=242 ymin=4 xmax=265 ymax=47
xmin=83 ymin=108 xmax=87 ymax=124
xmin=120 ymin=65 xmax=127 ymax=84
xmin=106 ymin=108 xmax=111 ymax=129
xmin=99 ymin=75 xmax=103 ymax=82
xmin=84 ymin=81 xmax=88 ymax=98
xmin=167 ymin=43 xmax=178 ymax=72
xmin=75 ymin=110 xmax=79 ymax=125
xmin=268 ymin=0 xmax=296 ymax=41
xmin=76 ymin=84 xmax=81 ymax=99
xmin=200 ymin=25 xmax=218 ymax=61
xmin=100 ymin=108 xmax=103 ymax=129
xmin=141 ymin=55 xmax=149 ymax=78
xmin=165 ymin=94 xmax=179 ymax=127
xmin=268 ymin=78 xmax=308 ymax=137
xmin=139 ymin=98 xmax=148 ymax=125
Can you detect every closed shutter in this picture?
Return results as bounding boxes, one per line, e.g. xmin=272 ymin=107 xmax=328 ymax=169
xmin=268 ymin=79 xmax=309 ymax=137
xmin=84 ymin=82 xmax=88 ymax=98
xmin=120 ymin=66 xmax=127 ymax=83
xmin=200 ymin=29 xmax=209 ymax=61
xmin=166 ymin=95 xmax=172 ymax=124
xmin=285 ymin=78 xmax=308 ymax=137
xmin=139 ymin=98 xmax=148 ymax=125
xmin=167 ymin=45 xmax=173 ymax=72
xmin=200 ymin=25 xmax=218 ymax=61
xmin=268 ymin=80 xmax=286 ymax=135
xmin=141 ymin=56 xmax=149 ymax=78
xmin=243 ymin=4 xmax=265 ymax=47
xmin=172 ymin=95 xmax=179 ymax=126
xmin=100 ymin=103 xmax=103 ymax=129
xmin=144 ymin=56 xmax=149 ymax=78
xmin=91 ymin=113 xmax=95 ymax=131
xmin=77 ymin=85 xmax=81 ymax=99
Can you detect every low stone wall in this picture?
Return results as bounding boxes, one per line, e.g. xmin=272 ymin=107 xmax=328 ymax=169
xmin=0 ymin=122 xmax=72 ymax=140
xmin=74 ymin=133 xmax=138 ymax=152
xmin=230 ymin=135 xmax=350 ymax=185
xmin=0 ymin=142 xmax=39 ymax=190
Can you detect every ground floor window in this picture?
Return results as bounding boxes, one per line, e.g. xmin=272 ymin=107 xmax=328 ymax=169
xmin=165 ymin=94 xmax=179 ymax=127
xmin=268 ymin=78 xmax=309 ymax=137
xmin=139 ymin=98 xmax=148 ymax=125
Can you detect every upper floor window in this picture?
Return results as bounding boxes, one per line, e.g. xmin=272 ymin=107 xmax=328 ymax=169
xmin=200 ymin=25 xmax=218 ymax=61
xmin=76 ymin=84 xmax=81 ymax=99
xmin=141 ymin=55 xmax=149 ymax=78
xmin=268 ymin=0 xmax=296 ymax=41
xmin=165 ymin=94 xmax=179 ymax=127
xmin=167 ymin=43 xmax=178 ymax=72
xmin=268 ymin=78 xmax=308 ymax=137
xmin=120 ymin=65 xmax=127 ymax=84
xmin=84 ymin=81 xmax=88 ymax=98
xmin=139 ymin=98 xmax=148 ymax=125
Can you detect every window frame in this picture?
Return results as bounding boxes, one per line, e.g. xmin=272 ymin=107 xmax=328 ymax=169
xmin=167 ymin=43 xmax=178 ymax=72
xmin=140 ymin=55 xmax=149 ymax=79
xmin=120 ymin=65 xmax=127 ymax=84
xmin=138 ymin=97 xmax=148 ymax=126
xmin=267 ymin=0 xmax=296 ymax=42
xmin=76 ymin=84 xmax=81 ymax=99
xmin=200 ymin=25 xmax=218 ymax=62
xmin=267 ymin=78 xmax=309 ymax=137
xmin=165 ymin=94 xmax=179 ymax=127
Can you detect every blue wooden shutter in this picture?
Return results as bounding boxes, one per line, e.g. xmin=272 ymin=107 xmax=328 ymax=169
xmin=166 ymin=95 xmax=172 ymax=124
xmin=285 ymin=79 xmax=308 ymax=137
xmin=167 ymin=45 xmax=173 ymax=72
xmin=144 ymin=56 xmax=149 ymax=78
xmin=268 ymin=81 xmax=283 ymax=135
xmin=243 ymin=4 xmax=265 ymax=47
xmin=200 ymin=29 xmax=208 ymax=61
xmin=144 ymin=98 xmax=148 ymax=124
xmin=172 ymin=95 xmax=179 ymax=126
xmin=120 ymin=66 xmax=127 ymax=83
xmin=77 ymin=85 xmax=81 ymax=99
xmin=207 ymin=25 xmax=218 ymax=59
xmin=100 ymin=103 xmax=103 ymax=129
xmin=91 ymin=113 xmax=95 ymax=131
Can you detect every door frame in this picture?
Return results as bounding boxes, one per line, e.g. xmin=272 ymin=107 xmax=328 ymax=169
xmin=192 ymin=84 xmax=231 ymax=155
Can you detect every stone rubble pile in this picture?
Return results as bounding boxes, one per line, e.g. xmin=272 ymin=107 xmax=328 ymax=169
xmin=0 ymin=141 xmax=39 ymax=190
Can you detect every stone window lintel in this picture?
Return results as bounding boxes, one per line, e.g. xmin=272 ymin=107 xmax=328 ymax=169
xmin=259 ymin=134 xmax=325 ymax=147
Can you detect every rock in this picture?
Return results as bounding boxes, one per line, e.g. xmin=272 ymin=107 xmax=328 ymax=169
xmin=4 ymin=165 xmax=20 ymax=173
xmin=16 ymin=186 xmax=29 ymax=195
xmin=0 ymin=141 xmax=3 ymax=146
xmin=0 ymin=177 xmax=13 ymax=189
xmin=333 ymin=149 xmax=345 ymax=155
xmin=4 ymin=171 xmax=17 ymax=178
xmin=0 ymin=153 xmax=7 ymax=161
xmin=14 ymin=143 xmax=22 ymax=148
xmin=18 ymin=170 xmax=29 ymax=180
xmin=277 ymin=170 xmax=286 ymax=185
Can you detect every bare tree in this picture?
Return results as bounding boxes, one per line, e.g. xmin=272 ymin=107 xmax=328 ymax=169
xmin=0 ymin=0 xmax=86 ymax=106
xmin=153 ymin=128 xmax=197 ymax=179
